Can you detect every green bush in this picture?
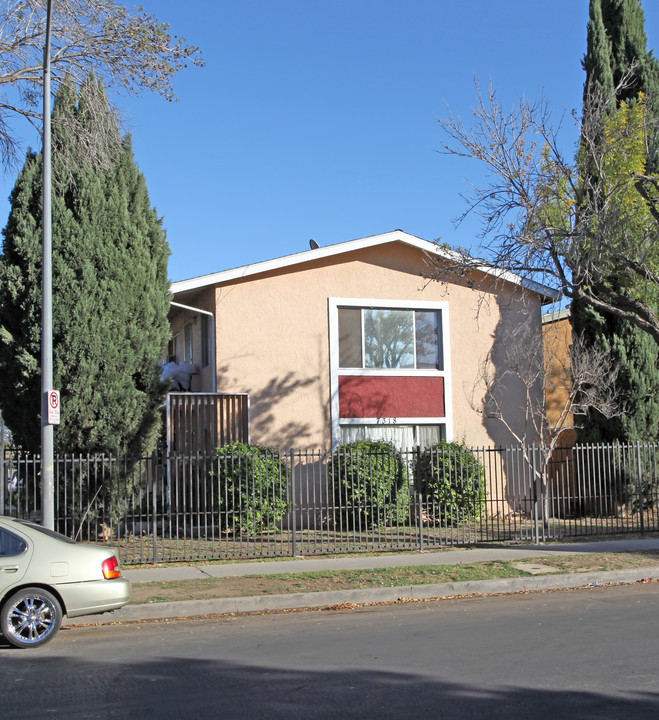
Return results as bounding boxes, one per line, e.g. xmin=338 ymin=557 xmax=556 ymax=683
xmin=329 ymin=439 xmax=409 ymax=529
xmin=613 ymin=444 xmax=658 ymax=514
xmin=212 ymin=443 xmax=289 ymax=534
xmin=414 ymin=441 xmax=486 ymax=524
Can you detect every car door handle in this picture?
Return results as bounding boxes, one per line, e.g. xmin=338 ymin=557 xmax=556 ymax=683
xmin=0 ymin=565 xmax=19 ymax=572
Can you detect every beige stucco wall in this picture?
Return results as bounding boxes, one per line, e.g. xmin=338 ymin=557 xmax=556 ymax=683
xmin=543 ymin=314 xmax=577 ymax=447
xmin=172 ymin=242 xmax=545 ymax=450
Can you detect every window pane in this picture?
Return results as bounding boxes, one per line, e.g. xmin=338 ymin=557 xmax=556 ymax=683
xmin=417 ymin=424 xmax=445 ymax=449
xmin=15 ymin=520 xmax=76 ymax=544
xmin=340 ymin=425 xmax=366 ymax=444
xmin=368 ymin=424 xmax=414 ymax=451
xmin=184 ymin=322 xmax=193 ymax=363
xmin=168 ymin=334 xmax=179 ymax=363
xmin=0 ymin=528 xmax=27 ymax=556
xmin=364 ymin=309 xmax=414 ymax=368
xmin=340 ymin=424 xmax=415 ymax=451
xmin=201 ymin=315 xmax=210 ymax=368
xmin=339 ymin=308 xmax=363 ymax=368
xmin=415 ymin=311 xmax=443 ymax=370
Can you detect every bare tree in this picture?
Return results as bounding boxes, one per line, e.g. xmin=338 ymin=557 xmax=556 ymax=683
xmin=479 ymin=319 xmax=620 ymax=447
xmin=0 ymin=0 xmax=204 ymax=166
xmin=435 ymin=79 xmax=659 ymax=343
xmin=472 ymin=304 xmax=622 ymax=521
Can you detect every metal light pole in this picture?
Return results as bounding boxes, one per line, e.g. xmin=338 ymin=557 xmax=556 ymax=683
xmin=41 ymin=0 xmax=54 ymax=529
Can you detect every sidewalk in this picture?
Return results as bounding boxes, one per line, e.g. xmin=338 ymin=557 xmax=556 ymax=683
xmin=65 ymin=538 xmax=659 ymax=626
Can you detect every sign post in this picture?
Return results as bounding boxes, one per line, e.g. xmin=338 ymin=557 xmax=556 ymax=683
xmin=41 ymin=0 xmax=55 ymax=530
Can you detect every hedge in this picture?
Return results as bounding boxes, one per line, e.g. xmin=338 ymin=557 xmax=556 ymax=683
xmin=329 ymin=439 xmax=409 ymax=529
xmin=414 ymin=441 xmax=485 ymax=524
xmin=212 ymin=442 xmax=289 ymax=534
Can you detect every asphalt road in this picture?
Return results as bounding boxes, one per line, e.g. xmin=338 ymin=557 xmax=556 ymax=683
xmin=2 ymin=584 xmax=659 ymax=719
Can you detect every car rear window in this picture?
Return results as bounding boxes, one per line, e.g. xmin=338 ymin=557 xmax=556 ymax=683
xmin=0 ymin=527 xmax=28 ymax=556
xmin=15 ymin=520 xmax=77 ymax=544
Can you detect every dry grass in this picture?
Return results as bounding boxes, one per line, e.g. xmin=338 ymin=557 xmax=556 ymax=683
xmin=128 ymin=550 xmax=659 ymax=605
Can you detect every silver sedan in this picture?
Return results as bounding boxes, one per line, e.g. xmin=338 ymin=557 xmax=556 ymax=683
xmin=0 ymin=516 xmax=130 ymax=649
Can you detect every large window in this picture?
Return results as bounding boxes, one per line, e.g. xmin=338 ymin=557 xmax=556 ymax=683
xmin=340 ymin=423 xmax=445 ymax=451
xmin=330 ymin=298 xmax=453 ymax=449
xmin=339 ymin=307 xmax=443 ymax=370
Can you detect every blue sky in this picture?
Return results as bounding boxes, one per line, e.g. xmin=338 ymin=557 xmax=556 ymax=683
xmin=2 ymin=1 xmax=659 ymax=282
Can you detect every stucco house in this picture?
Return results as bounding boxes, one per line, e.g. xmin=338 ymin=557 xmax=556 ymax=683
xmin=542 ymin=308 xmax=577 ymax=448
xmin=166 ymin=230 xmax=556 ymax=452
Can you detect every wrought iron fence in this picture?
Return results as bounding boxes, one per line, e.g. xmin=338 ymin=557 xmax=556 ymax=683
xmin=1 ymin=442 xmax=657 ymax=564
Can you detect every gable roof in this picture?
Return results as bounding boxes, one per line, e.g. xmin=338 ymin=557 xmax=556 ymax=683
xmin=170 ymin=230 xmax=559 ymax=302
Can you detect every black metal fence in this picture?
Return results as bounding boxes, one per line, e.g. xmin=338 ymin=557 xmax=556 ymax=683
xmin=1 ymin=442 xmax=657 ymax=564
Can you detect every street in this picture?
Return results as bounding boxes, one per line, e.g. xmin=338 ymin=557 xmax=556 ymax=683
xmin=1 ymin=584 xmax=658 ymax=719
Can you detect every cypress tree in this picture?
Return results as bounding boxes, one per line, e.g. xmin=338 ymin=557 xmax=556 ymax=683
xmin=582 ymin=0 xmax=615 ymax=104
xmin=0 ymin=78 xmax=170 ymax=456
xmin=573 ymin=0 xmax=659 ymax=443
xmin=598 ymin=0 xmax=659 ymax=104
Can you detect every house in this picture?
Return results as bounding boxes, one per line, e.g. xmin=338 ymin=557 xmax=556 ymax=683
xmin=542 ymin=308 xmax=577 ymax=448
xmin=167 ymin=230 xmax=557 ymax=452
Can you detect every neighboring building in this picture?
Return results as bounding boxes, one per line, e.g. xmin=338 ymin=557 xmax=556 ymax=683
xmin=167 ymin=230 xmax=556 ymax=451
xmin=542 ymin=308 xmax=577 ymax=448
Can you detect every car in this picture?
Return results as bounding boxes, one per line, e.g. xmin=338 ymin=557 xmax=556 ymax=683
xmin=0 ymin=516 xmax=130 ymax=649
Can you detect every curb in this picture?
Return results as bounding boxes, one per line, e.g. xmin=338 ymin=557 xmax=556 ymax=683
xmin=63 ymin=566 xmax=659 ymax=626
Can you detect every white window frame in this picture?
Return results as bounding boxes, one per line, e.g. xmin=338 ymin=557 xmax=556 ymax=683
xmin=329 ymin=298 xmax=453 ymax=448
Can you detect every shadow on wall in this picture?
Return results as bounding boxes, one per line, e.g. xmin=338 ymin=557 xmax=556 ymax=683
xmin=471 ymin=289 xmax=545 ymax=515
xmin=251 ymin=372 xmax=316 ymax=448
xmin=219 ymin=367 xmax=317 ymax=450
xmin=218 ymin=334 xmax=332 ymax=450
xmin=337 ymin=387 xmax=388 ymax=420
xmin=480 ymin=290 xmax=544 ymax=447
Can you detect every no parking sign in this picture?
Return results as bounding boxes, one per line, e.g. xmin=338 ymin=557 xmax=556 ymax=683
xmin=47 ymin=390 xmax=60 ymax=425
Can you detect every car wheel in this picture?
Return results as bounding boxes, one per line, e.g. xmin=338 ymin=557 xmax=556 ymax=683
xmin=1 ymin=588 xmax=62 ymax=649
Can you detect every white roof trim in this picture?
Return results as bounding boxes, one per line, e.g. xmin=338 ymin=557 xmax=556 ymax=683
xmin=170 ymin=230 xmax=559 ymax=301
xmin=542 ymin=308 xmax=571 ymax=324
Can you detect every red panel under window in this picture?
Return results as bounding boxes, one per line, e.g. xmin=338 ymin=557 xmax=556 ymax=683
xmin=339 ymin=376 xmax=445 ymax=418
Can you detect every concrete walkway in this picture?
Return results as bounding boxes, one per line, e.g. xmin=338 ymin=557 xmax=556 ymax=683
xmin=65 ymin=538 xmax=659 ymax=626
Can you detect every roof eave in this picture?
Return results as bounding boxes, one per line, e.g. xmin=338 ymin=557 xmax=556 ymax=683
xmin=169 ymin=230 xmax=558 ymax=302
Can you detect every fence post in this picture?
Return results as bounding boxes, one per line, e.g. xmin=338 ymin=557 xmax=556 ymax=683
xmin=415 ymin=445 xmax=424 ymax=552
xmin=0 ymin=424 xmax=5 ymax=517
xmin=152 ymin=451 xmax=159 ymax=563
xmin=532 ymin=446 xmax=540 ymax=545
xmin=636 ymin=442 xmax=645 ymax=536
xmin=290 ymin=450 xmax=297 ymax=558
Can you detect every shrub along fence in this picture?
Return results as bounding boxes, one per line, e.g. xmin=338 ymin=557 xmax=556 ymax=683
xmin=1 ymin=441 xmax=657 ymax=564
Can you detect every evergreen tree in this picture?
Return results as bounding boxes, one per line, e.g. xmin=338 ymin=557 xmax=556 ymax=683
xmin=573 ymin=0 xmax=659 ymax=443
xmin=582 ymin=0 xmax=615 ymax=104
xmin=0 ymin=78 xmax=170 ymax=456
xmin=595 ymin=0 xmax=659 ymax=104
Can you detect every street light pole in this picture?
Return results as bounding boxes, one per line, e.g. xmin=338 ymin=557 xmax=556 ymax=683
xmin=41 ymin=0 xmax=54 ymax=530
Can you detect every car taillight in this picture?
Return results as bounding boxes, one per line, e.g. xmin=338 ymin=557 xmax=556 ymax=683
xmin=102 ymin=556 xmax=122 ymax=580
